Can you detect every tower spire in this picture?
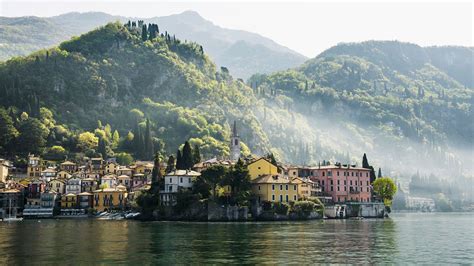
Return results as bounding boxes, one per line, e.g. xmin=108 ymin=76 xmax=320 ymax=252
xmin=230 ymin=120 xmax=240 ymax=161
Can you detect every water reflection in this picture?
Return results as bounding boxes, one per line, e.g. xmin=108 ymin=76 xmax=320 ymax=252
xmin=0 ymin=213 xmax=472 ymax=264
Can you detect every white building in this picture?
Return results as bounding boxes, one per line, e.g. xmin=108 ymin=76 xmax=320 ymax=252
xmin=65 ymin=177 xmax=82 ymax=195
xmin=160 ymin=170 xmax=201 ymax=205
xmin=0 ymin=159 xmax=11 ymax=183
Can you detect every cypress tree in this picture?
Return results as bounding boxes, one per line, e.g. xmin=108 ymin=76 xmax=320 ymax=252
xmin=182 ymin=141 xmax=193 ymax=169
xmin=144 ymin=119 xmax=154 ymax=159
xmin=151 ymin=152 xmax=162 ymax=191
xmin=378 ymin=167 xmax=382 ymax=178
xmin=98 ymin=138 xmax=107 ymax=159
xmin=362 ymin=153 xmax=369 ymax=168
xmin=176 ymin=150 xmax=183 ymax=170
xmin=141 ymin=24 xmax=148 ymax=41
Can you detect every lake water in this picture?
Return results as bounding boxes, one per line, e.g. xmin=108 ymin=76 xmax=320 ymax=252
xmin=0 ymin=212 xmax=472 ymax=264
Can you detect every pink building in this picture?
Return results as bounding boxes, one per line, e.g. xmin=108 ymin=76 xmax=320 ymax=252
xmin=309 ymin=165 xmax=371 ymax=203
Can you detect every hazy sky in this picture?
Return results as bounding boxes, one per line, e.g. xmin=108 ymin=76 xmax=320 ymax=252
xmin=0 ymin=0 xmax=472 ymax=57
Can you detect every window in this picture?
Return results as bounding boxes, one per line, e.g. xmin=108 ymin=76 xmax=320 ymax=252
xmin=285 ymin=185 xmax=288 ymax=190
xmin=286 ymin=195 xmax=288 ymax=202
xmin=180 ymin=177 xmax=183 ymax=183
xmin=350 ymin=180 xmax=353 ymax=185
xmin=328 ymin=171 xmax=332 ymax=176
xmin=344 ymin=180 xmax=346 ymax=185
xmin=272 ymin=184 xmax=275 ymax=190
xmin=366 ymin=173 xmax=368 ymax=177
xmin=322 ymin=180 xmax=325 ymax=186
xmin=168 ymin=186 xmax=172 ymax=192
xmin=258 ymin=185 xmax=261 ymax=191
xmin=294 ymin=195 xmax=297 ymax=201
xmin=188 ymin=178 xmax=191 ymax=183
xmin=330 ymin=180 xmax=333 ymax=185
xmin=366 ymin=181 xmax=369 ymax=186
xmin=279 ymin=195 xmax=283 ymax=202
xmin=351 ymin=172 xmax=354 ymax=176
xmin=280 ymin=185 xmax=283 ymax=190
xmin=322 ymin=172 xmax=325 ymax=177
xmin=169 ymin=178 xmax=172 ymax=183
xmin=330 ymin=186 xmax=333 ymax=192
xmin=337 ymin=180 xmax=340 ymax=185
xmin=337 ymin=171 xmax=339 ymax=176
xmin=272 ymin=195 xmax=275 ymax=201
xmin=337 ymin=186 xmax=340 ymax=191
xmin=258 ymin=167 xmax=261 ymax=170
xmin=294 ymin=185 xmax=297 ymax=190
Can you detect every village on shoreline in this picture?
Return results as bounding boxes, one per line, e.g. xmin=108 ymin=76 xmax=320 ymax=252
xmin=0 ymin=123 xmax=390 ymax=221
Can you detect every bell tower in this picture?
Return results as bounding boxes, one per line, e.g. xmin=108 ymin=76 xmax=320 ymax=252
xmin=230 ymin=121 xmax=241 ymax=161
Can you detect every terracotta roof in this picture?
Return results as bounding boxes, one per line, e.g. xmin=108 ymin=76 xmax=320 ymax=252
xmin=78 ymin=192 xmax=93 ymax=196
xmin=61 ymin=161 xmax=76 ymax=165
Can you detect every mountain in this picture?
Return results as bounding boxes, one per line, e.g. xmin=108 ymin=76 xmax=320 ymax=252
xmin=248 ymin=41 xmax=473 ymax=178
xmin=0 ymin=11 xmax=307 ymax=78
xmin=0 ymin=22 xmax=472 ymax=181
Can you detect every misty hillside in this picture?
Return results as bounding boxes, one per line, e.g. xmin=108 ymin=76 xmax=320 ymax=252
xmin=249 ymin=41 xmax=473 ymax=178
xmin=0 ymin=11 xmax=306 ymax=78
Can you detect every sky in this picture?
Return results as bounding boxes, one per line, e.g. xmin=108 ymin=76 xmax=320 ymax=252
xmin=0 ymin=0 xmax=472 ymax=57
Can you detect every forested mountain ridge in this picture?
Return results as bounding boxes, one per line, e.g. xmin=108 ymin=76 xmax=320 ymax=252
xmin=248 ymin=41 xmax=473 ymax=178
xmin=0 ymin=11 xmax=307 ymax=78
xmin=0 ymin=22 xmax=273 ymax=163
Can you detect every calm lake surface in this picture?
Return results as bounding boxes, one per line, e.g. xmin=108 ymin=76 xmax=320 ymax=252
xmin=0 ymin=212 xmax=472 ymax=264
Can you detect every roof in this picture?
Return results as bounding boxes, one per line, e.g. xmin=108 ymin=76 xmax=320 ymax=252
xmin=308 ymin=165 xmax=370 ymax=171
xmin=118 ymin=175 xmax=130 ymax=179
xmin=41 ymin=168 xmax=57 ymax=173
xmin=1 ymin=189 xmax=21 ymax=193
xmin=49 ymin=179 xmax=65 ymax=184
xmin=78 ymin=192 xmax=93 ymax=196
xmin=247 ymin=157 xmax=276 ymax=167
xmin=65 ymin=193 xmax=77 ymax=197
xmin=165 ymin=170 xmax=201 ymax=177
xmin=60 ymin=161 xmax=76 ymax=165
xmin=252 ymin=175 xmax=291 ymax=184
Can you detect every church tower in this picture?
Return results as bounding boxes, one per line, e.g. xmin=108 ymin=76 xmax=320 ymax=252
xmin=230 ymin=121 xmax=241 ymax=161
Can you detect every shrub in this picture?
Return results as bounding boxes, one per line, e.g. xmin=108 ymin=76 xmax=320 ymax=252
xmin=273 ymin=202 xmax=290 ymax=215
xmin=291 ymin=201 xmax=316 ymax=218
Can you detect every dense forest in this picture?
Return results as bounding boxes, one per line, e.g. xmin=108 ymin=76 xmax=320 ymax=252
xmin=0 ymin=23 xmax=472 ymax=184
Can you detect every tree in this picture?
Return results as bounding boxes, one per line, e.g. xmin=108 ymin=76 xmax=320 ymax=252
xmin=201 ymin=165 xmax=227 ymax=199
xmin=151 ymin=152 xmax=163 ymax=194
xmin=116 ymin=152 xmax=133 ymax=166
xmin=17 ymin=118 xmax=49 ymax=154
xmin=378 ymin=168 xmax=382 ymax=178
xmin=182 ymin=141 xmax=193 ymax=169
xmin=98 ymin=138 xmax=107 ymax=159
xmin=221 ymin=158 xmax=251 ymax=205
xmin=362 ymin=153 xmax=376 ymax=183
xmin=192 ymin=145 xmax=201 ymax=164
xmin=141 ymin=24 xmax=148 ymax=41
xmin=45 ymin=145 xmax=66 ymax=161
xmin=266 ymin=153 xmax=278 ymax=166
xmin=77 ymin=132 xmax=99 ymax=152
xmin=166 ymin=155 xmax=175 ymax=173
xmin=144 ymin=119 xmax=154 ymax=159
xmin=0 ymin=107 xmax=18 ymax=151
xmin=176 ymin=150 xmax=183 ymax=170
xmin=372 ymin=177 xmax=397 ymax=206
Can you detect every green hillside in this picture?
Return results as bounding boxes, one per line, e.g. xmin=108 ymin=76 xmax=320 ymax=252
xmin=0 ymin=22 xmax=271 ymax=162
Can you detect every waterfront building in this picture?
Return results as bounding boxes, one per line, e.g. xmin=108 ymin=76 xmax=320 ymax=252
xmin=93 ymin=185 xmax=128 ymax=212
xmin=160 ymin=170 xmax=201 ymax=206
xmin=251 ymin=175 xmax=299 ymax=203
xmin=0 ymin=189 xmax=23 ymax=219
xmin=247 ymin=158 xmax=278 ymax=180
xmin=61 ymin=193 xmax=78 ymax=209
xmin=59 ymin=161 xmax=77 ymax=173
xmin=77 ymin=192 xmax=94 ymax=209
xmin=0 ymin=158 xmax=11 ymax=183
xmin=309 ymin=164 xmax=371 ymax=203
xmin=40 ymin=191 xmax=59 ymax=209
xmin=25 ymin=179 xmax=45 ymax=207
xmin=65 ymin=177 xmax=82 ymax=195
xmin=292 ymin=177 xmax=321 ymax=200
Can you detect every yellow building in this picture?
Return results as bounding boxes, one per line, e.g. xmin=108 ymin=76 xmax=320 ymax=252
xmin=59 ymin=161 xmax=77 ymax=173
xmin=49 ymin=179 xmax=66 ymax=194
xmin=252 ymin=175 xmax=299 ymax=203
xmin=61 ymin=193 xmax=77 ymax=209
xmin=247 ymin=158 xmax=278 ymax=180
xmin=130 ymin=161 xmax=154 ymax=176
xmin=105 ymin=162 xmax=118 ymax=175
xmin=0 ymin=159 xmax=11 ymax=183
xmin=27 ymin=155 xmax=45 ymax=178
xmin=56 ymin=170 xmax=71 ymax=179
xmin=291 ymin=177 xmax=319 ymax=200
xmin=93 ymin=185 xmax=127 ymax=212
